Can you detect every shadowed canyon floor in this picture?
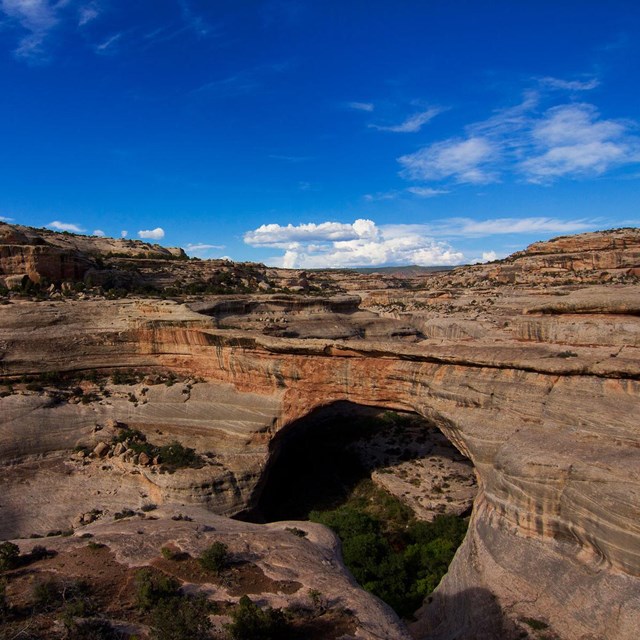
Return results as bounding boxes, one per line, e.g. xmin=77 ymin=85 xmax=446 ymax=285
xmin=0 ymin=224 xmax=639 ymax=639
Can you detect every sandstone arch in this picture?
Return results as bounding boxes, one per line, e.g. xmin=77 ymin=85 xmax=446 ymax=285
xmin=1 ymin=295 xmax=639 ymax=639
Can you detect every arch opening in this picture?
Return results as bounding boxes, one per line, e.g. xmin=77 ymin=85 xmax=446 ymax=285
xmin=240 ymin=401 xmax=478 ymax=619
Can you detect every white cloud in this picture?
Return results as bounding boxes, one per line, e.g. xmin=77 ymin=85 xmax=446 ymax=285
xmin=138 ymin=227 xmax=165 ymax=240
xmin=482 ymin=251 xmax=498 ymax=262
xmin=370 ymin=107 xmax=442 ymax=133
xmin=244 ymin=219 xmax=379 ymax=248
xmin=406 ymin=187 xmax=449 ymax=198
xmin=245 ymin=219 xmax=465 ymax=268
xmin=92 ymin=229 xmax=106 ymax=237
xmin=519 ymin=104 xmax=639 ymax=182
xmin=121 ymin=230 xmax=128 ymax=238
xmin=398 ymin=94 xmax=640 ymax=186
xmin=363 ymin=191 xmax=398 ymax=202
xmin=185 ymin=242 xmax=225 ymax=258
xmin=348 ymin=101 xmax=374 ymax=112
xmin=78 ymin=3 xmax=99 ymax=26
xmin=433 ymin=216 xmax=596 ymax=237
xmin=186 ymin=243 xmax=224 ymax=251
xmin=48 ymin=220 xmax=84 ymax=232
xmin=399 ymin=137 xmax=499 ymax=184
xmin=95 ymin=32 xmax=121 ymax=52
xmin=0 ymin=215 xmax=14 ymax=222
xmin=540 ymin=76 xmax=600 ymax=91
xmin=1 ymin=0 xmax=59 ymax=58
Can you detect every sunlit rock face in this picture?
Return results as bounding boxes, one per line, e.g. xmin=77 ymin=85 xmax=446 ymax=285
xmin=0 ymin=224 xmax=639 ymax=639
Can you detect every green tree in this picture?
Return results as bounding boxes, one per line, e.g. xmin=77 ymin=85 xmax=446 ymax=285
xmin=198 ymin=542 xmax=229 ymax=575
xmin=0 ymin=542 xmax=19 ymax=571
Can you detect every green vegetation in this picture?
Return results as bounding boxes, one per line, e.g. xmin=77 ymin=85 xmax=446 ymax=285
xmin=198 ymin=541 xmax=229 ymax=575
xmin=112 ymin=429 xmax=203 ymax=472
xmin=32 ymin=578 xmax=92 ymax=614
xmin=0 ymin=542 xmax=19 ymax=571
xmin=310 ymin=480 xmax=467 ymax=618
xmin=252 ymin=410 xmax=470 ymax=619
xmin=134 ymin=568 xmax=213 ymax=639
xmin=0 ymin=578 xmax=8 ymax=620
xmin=226 ymin=595 xmax=288 ymax=640
xmin=151 ymin=593 xmax=213 ymax=640
xmin=134 ymin=569 xmax=181 ymax=612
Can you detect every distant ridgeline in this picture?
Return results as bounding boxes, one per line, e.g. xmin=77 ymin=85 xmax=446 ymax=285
xmin=0 ymin=222 xmax=639 ymax=299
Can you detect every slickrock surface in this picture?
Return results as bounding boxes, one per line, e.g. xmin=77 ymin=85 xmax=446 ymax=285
xmin=1 ymin=224 xmax=639 ymax=639
xmin=4 ymin=507 xmax=410 ymax=640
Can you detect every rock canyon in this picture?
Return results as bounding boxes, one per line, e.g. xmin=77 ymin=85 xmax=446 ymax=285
xmin=0 ymin=222 xmax=639 ymax=639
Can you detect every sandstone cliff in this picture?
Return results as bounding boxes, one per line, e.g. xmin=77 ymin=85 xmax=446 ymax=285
xmin=0 ymin=225 xmax=639 ymax=639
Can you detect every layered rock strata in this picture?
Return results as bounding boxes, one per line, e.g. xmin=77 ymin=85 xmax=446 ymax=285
xmin=0 ymin=226 xmax=639 ymax=639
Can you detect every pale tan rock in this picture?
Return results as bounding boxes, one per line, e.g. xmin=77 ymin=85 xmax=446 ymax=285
xmin=93 ymin=442 xmax=109 ymax=457
xmin=0 ymin=224 xmax=639 ymax=640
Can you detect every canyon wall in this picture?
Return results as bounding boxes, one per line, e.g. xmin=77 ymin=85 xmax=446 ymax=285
xmin=1 ymin=226 xmax=639 ymax=639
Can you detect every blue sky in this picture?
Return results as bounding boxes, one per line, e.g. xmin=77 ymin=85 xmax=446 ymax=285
xmin=0 ymin=1 xmax=639 ymax=267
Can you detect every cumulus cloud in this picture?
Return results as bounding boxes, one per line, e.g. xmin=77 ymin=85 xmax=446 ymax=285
xmin=138 ymin=227 xmax=165 ymax=240
xmin=92 ymin=229 xmax=106 ymax=237
xmin=482 ymin=250 xmax=498 ymax=262
xmin=370 ymin=107 xmax=442 ymax=133
xmin=244 ymin=219 xmax=379 ymax=248
xmin=244 ymin=218 xmax=465 ymax=268
xmin=398 ymin=92 xmax=640 ymax=186
xmin=48 ymin=220 xmax=84 ymax=232
xmin=348 ymin=101 xmax=374 ymax=112
xmin=121 ymin=230 xmax=128 ymax=238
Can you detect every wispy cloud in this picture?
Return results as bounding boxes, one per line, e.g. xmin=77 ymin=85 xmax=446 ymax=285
xmin=519 ymin=103 xmax=640 ymax=183
xmin=95 ymin=32 xmax=122 ymax=53
xmin=185 ymin=242 xmax=225 ymax=258
xmin=540 ymin=76 xmax=600 ymax=91
xmin=370 ymin=107 xmax=442 ymax=133
xmin=441 ymin=216 xmax=596 ymax=237
xmin=399 ymin=136 xmax=500 ymax=184
xmin=193 ymin=62 xmax=290 ymax=98
xmin=0 ymin=215 xmax=14 ymax=222
xmin=186 ymin=243 xmax=224 ymax=251
xmin=268 ymin=154 xmax=313 ymax=163
xmin=406 ymin=187 xmax=449 ymax=198
xmin=363 ymin=190 xmax=398 ymax=202
xmin=92 ymin=229 xmax=106 ymax=237
xmin=78 ymin=2 xmax=99 ymax=27
xmin=397 ymin=88 xmax=640 ymax=186
xmin=348 ymin=101 xmax=374 ymax=112
xmin=1 ymin=0 xmax=59 ymax=59
xmin=138 ymin=227 xmax=165 ymax=240
xmin=244 ymin=218 xmax=464 ymax=268
xmin=48 ymin=220 xmax=85 ymax=233
xmin=177 ymin=0 xmax=211 ymax=37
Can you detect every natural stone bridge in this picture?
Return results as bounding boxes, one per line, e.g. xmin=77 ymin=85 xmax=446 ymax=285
xmin=1 ymin=290 xmax=638 ymax=639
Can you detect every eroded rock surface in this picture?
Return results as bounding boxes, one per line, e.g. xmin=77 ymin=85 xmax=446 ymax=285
xmin=1 ymin=225 xmax=639 ymax=639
